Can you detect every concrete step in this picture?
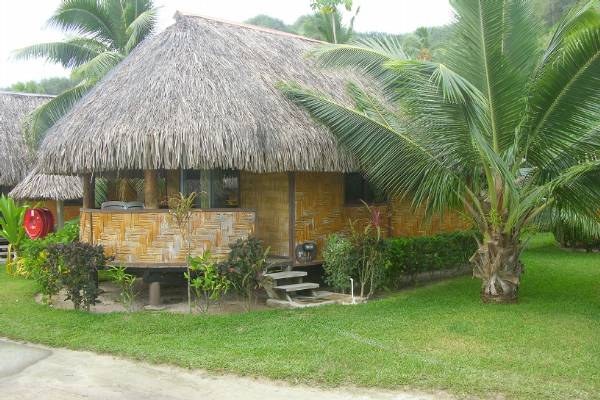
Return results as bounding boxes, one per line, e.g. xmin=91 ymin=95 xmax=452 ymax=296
xmin=264 ymin=271 xmax=307 ymax=280
xmin=273 ymin=282 xmax=320 ymax=292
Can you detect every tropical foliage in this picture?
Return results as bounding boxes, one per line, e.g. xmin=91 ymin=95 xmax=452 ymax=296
xmin=45 ymin=241 xmax=107 ymax=311
xmin=3 ymin=76 xmax=81 ymax=95
xmin=282 ymin=0 xmax=600 ymax=302
xmin=108 ymin=264 xmax=138 ymax=311
xmin=219 ymin=237 xmax=269 ymax=310
xmin=14 ymin=0 xmax=158 ymax=147
xmin=186 ymin=251 xmax=231 ymax=314
xmin=245 ymin=3 xmax=358 ymax=44
xmin=0 ymin=195 xmax=28 ymax=275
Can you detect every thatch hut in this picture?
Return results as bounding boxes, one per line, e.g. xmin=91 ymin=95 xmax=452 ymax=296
xmin=0 ymin=91 xmax=49 ymax=189
xmin=0 ymin=91 xmax=82 ymax=226
xmin=9 ymin=169 xmax=83 ymax=228
xmin=35 ymin=13 xmax=468 ymax=271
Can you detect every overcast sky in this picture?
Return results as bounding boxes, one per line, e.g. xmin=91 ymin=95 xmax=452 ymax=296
xmin=0 ymin=0 xmax=453 ymax=87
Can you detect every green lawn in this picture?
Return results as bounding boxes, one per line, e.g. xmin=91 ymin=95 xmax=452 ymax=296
xmin=1 ymin=234 xmax=599 ymax=399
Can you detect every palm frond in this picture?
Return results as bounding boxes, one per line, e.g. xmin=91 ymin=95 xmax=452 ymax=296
xmin=22 ymin=82 xmax=94 ymax=148
xmin=280 ymin=83 xmax=468 ymax=216
xmin=48 ymin=0 xmax=116 ymax=45
xmin=72 ymin=51 xmax=124 ymax=82
xmin=309 ymin=36 xmax=407 ymax=99
xmin=447 ymin=0 xmax=538 ymax=154
xmin=125 ymin=7 xmax=158 ymax=54
xmin=523 ymin=3 xmax=600 ymax=169
xmin=12 ymin=38 xmax=106 ymax=68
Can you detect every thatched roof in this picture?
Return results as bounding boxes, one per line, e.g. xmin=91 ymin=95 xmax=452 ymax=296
xmin=37 ymin=13 xmax=358 ymax=175
xmin=9 ymin=169 xmax=82 ymax=200
xmin=0 ymin=91 xmax=52 ymax=185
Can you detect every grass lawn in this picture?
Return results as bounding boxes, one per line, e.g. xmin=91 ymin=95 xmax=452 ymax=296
xmin=0 ymin=234 xmax=599 ymax=399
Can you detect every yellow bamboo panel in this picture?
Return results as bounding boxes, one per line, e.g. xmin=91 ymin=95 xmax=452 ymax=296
xmin=240 ymin=172 xmax=289 ymax=257
xmin=295 ymin=172 xmax=346 ymax=258
xmin=79 ymin=209 xmax=255 ymax=264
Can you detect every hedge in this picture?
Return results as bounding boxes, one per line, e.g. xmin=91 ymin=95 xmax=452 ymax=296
xmin=552 ymin=222 xmax=600 ymax=252
xmin=384 ymin=231 xmax=479 ymax=289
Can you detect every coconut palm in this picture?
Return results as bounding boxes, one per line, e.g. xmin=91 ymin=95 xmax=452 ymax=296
xmin=14 ymin=0 xmax=158 ymax=147
xmin=282 ymin=0 xmax=600 ymax=303
xmin=294 ymin=8 xmax=359 ymax=44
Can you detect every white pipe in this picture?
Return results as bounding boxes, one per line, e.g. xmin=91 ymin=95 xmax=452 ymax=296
xmin=350 ymin=278 xmax=355 ymax=304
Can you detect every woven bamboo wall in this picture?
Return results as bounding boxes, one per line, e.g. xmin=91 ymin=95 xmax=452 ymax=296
xmin=389 ymin=198 xmax=471 ymax=236
xmin=80 ymin=209 xmax=255 ymax=264
xmin=240 ymin=172 xmax=289 ymax=257
xmin=42 ymin=200 xmax=81 ymax=223
xmin=295 ymin=172 xmax=346 ymax=258
xmin=294 ymin=172 xmax=470 ymax=259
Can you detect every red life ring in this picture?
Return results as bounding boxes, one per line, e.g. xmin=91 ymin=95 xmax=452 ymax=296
xmin=24 ymin=208 xmax=54 ymax=239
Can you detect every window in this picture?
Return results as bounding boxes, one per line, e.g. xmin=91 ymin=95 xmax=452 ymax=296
xmin=182 ymin=169 xmax=240 ymax=208
xmin=210 ymin=170 xmax=240 ymax=208
xmin=344 ymin=173 xmax=385 ymax=205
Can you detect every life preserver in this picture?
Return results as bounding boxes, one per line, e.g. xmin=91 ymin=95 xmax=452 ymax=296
xmin=24 ymin=208 xmax=54 ymax=239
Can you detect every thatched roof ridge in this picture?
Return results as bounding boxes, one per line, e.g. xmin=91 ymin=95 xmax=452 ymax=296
xmin=0 ymin=91 xmax=52 ymax=185
xmin=9 ymin=169 xmax=82 ymax=200
xmin=37 ymin=12 xmax=358 ymax=175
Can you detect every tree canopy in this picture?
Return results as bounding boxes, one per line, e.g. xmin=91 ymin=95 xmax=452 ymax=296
xmin=282 ymin=0 xmax=600 ymax=303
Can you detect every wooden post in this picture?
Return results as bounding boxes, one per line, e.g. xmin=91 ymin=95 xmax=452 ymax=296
xmin=56 ymin=200 xmax=64 ymax=230
xmin=166 ymin=169 xmax=181 ymax=200
xmin=144 ymin=170 xmax=159 ymax=209
xmin=82 ymin=174 xmax=95 ymax=209
xmin=288 ymin=172 xmax=296 ymax=268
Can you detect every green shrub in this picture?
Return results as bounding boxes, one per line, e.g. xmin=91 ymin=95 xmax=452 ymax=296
xmin=323 ymin=206 xmax=389 ymax=298
xmin=0 ymin=195 xmax=28 ymax=274
xmin=322 ymin=233 xmax=355 ymax=292
xmin=219 ymin=237 xmax=269 ymax=310
xmin=553 ymin=221 xmax=600 ymax=251
xmin=108 ymin=265 xmax=138 ymax=312
xmin=16 ymin=219 xmax=80 ymax=303
xmin=186 ymin=251 xmax=231 ymax=313
xmin=385 ymin=231 xmax=478 ymax=289
xmin=46 ymin=242 xmax=108 ymax=311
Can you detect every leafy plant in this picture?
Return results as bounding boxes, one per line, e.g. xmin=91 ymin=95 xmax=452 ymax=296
xmin=168 ymin=192 xmax=197 ymax=314
xmin=185 ymin=251 xmax=231 ymax=313
xmin=46 ymin=242 xmax=107 ymax=311
xmin=348 ymin=204 xmax=388 ymax=298
xmin=13 ymin=0 xmax=159 ymax=147
xmin=386 ymin=231 xmax=479 ymax=289
xmin=220 ymin=237 xmax=269 ymax=310
xmin=15 ymin=219 xmax=80 ymax=303
xmin=322 ymin=233 xmax=355 ymax=292
xmin=310 ymin=0 xmax=355 ymax=44
xmin=108 ymin=265 xmax=138 ymax=312
xmin=282 ymin=0 xmax=600 ymax=303
xmin=0 ymin=195 xmax=28 ymax=275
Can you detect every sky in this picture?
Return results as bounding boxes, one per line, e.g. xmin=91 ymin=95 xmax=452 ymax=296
xmin=0 ymin=0 xmax=453 ymax=88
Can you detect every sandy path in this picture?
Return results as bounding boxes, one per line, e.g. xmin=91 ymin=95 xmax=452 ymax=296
xmin=0 ymin=338 xmax=452 ymax=400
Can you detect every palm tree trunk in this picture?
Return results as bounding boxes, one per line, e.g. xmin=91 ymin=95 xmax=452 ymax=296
xmin=330 ymin=13 xmax=337 ymax=44
xmin=471 ymin=232 xmax=523 ymax=304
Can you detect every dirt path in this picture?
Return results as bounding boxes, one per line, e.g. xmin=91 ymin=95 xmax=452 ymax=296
xmin=0 ymin=338 xmax=452 ymax=400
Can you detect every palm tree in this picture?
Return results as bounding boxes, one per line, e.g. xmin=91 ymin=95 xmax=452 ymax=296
xmin=14 ymin=0 xmax=158 ymax=147
xmin=282 ymin=0 xmax=600 ymax=303
xmin=294 ymin=8 xmax=359 ymax=44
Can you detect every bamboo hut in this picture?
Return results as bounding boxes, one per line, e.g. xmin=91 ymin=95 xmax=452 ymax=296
xmin=0 ymin=91 xmax=82 ymax=226
xmin=35 ymin=13 xmax=468 ymax=272
xmin=9 ymin=169 xmax=83 ymax=229
xmin=0 ymin=91 xmax=49 ymax=190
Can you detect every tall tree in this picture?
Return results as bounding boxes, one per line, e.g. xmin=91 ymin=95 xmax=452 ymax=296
xmin=310 ymin=0 xmax=355 ymax=43
xmin=282 ymin=0 xmax=600 ymax=303
xmin=293 ymin=8 xmax=359 ymax=44
xmin=13 ymin=0 xmax=158 ymax=148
